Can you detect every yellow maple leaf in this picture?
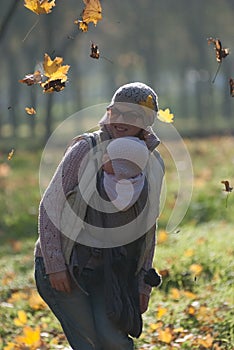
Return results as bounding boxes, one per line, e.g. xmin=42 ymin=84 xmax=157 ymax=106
xmin=14 ymin=310 xmax=28 ymax=327
xmin=75 ymin=0 xmax=102 ymax=32
xmin=25 ymin=107 xmax=36 ymax=115
xmin=43 ymin=53 xmax=70 ymax=83
xmin=15 ymin=326 xmax=41 ymax=347
xmin=24 ymin=0 xmax=56 ymax=15
xmin=158 ymin=108 xmax=174 ymax=123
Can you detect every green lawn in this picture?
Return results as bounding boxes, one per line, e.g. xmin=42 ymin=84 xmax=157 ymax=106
xmin=0 ymin=136 xmax=233 ymax=349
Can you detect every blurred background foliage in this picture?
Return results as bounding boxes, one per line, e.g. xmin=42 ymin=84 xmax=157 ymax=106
xmin=0 ymin=0 xmax=233 ymax=148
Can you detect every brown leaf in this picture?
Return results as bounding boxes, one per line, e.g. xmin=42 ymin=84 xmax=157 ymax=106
xmin=19 ymin=70 xmax=43 ymax=86
xmin=207 ymin=37 xmax=230 ymax=63
xmin=90 ymin=42 xmax=100 ymax=59
xmin=25 ymin=107 xmax=36 ymax=115
xmin=221 ymin=180 xmax=233 ymax=192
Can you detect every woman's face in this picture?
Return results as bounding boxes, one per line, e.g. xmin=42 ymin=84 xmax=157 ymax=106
xmin=107 ymin=105 xmax=144 ymax=138
xmin=109 ymin=122 xmax=142 ymax=138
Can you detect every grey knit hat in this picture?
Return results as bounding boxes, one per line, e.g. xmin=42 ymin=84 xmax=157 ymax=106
xmin=106 ymin=82 xmax=158 ymax=126
xmin=108 ymin=82 xmax=158 ymax=112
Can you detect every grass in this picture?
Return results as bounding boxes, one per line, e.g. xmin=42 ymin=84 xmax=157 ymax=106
xmin=0 ymin=136 xmax=233 ymax=349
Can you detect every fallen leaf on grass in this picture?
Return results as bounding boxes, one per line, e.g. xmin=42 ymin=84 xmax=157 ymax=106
xmin=189 ymin=263 xmax=203 ymax=275
xmin=24 ymin=0 xmax=56 ymax=15
xmin=15 ymin=326 xmax=41 ymax=348
xmin=28 ymin=290 xmax=47 ymax=310
xmin=158 ymin=326 xmax=173 ymax=344
xmin=13 ymin=310 xmax=28 ymax=327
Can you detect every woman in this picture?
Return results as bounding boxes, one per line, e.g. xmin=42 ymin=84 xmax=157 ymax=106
xmin=35 ymin=82 xmax=164 ymax=350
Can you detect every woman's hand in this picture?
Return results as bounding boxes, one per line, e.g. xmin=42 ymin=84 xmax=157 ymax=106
xmin=139 ymin=293 xmax=150 ymax=314
xmin=49 ymin=270 xmax=72 ymax=293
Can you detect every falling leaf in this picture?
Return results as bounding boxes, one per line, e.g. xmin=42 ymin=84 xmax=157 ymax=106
xmin=158 ymin=108 xmax=174 ymax=123
xmin=19 ymin=70 xmax=43 ymax=86
xmin=189 ymin=263 xmax=203 ymax=275
xmin=43 ymin=53 xmax=70 ymax=82
xmin=14 ymin=310 xmax=28 ymax=327
xmin=25 ymin=107 xmax=36 ymax=115
xmin=24 ymin=0 xmax=56 ymax=15
xmin=230 ymin=78 xmax=234 ymax=97
xmin=41 ymin=79 xmax=66 ymax=93
xmin=90 ymin=42 xmax=100 ymax=59
xmin=15 ymin=326 xmax=41 ymax=347
xmin=7 ymin=149 xmax=14 ymax=160
xmin=207 ymin=37 xmax=230 ymax=63
xmin=221 ymin=180 xmax=233 ymax=193
xmin=75 ymin=0 xmax=102 ymax=32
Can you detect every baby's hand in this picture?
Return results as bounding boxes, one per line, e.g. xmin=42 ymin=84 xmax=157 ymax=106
xmin=102 ymin=153 xmax=115 ymax=174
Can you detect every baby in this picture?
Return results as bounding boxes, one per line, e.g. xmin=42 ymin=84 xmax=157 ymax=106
xmin=102 ymin=136 xmax=149 ymax=211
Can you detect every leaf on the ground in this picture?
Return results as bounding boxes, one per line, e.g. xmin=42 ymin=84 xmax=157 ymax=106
xmin=157 ymin=306 xmax=168 ymax=319
xmin=24 ymin=0 xmax=56 ymax=15
xmin=28 ymin=290 xmax=47 ymax=310
xmin=74 ymin=0 xmax=102 ymax=32
xmin=189 ymin=263 xmax=203 ymax=275
xmin=14 ymin=310 xmax=28 ymax=327
xmin=158 ymin=108 xmax=174 ymax=123
xmin=157 ymin=326 xmax=173 ymax=344
xmin=19 ymin=70 xmax=43 ymax=86
xmin=169 ymin=288 xmax=180 ymax=300
xmin=15 ymin=326 xmax=41 ymax=347
xmin=25 ymin=107 xmax=36 ymax=115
